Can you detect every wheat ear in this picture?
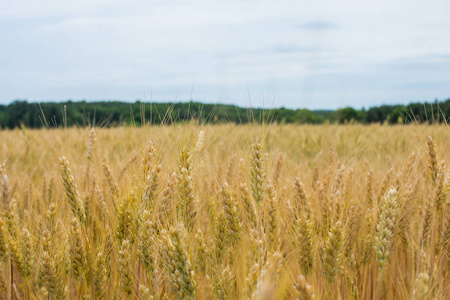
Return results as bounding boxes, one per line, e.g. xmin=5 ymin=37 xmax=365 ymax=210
xmin=161 ymin=225 xmax=196 ymax=300
xmin=59 ymin=156 xmax=86 ymax=223
xmin=250 ymin=139 xmax=266 ymax=204
xmin=321 ymin=220 xmax=343 ymax=284
xmin=294 ymin=274 xmax=315 ymax=300
xmin=118 ymin=239 xmax=134 ymax=296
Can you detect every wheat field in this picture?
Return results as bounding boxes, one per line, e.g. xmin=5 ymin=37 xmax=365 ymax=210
xmin=0 ymin=124 xmax=449 ymax=299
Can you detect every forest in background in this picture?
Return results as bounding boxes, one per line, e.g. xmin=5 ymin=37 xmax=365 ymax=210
xmin=0 ymin=98 xmax=450 ymax=128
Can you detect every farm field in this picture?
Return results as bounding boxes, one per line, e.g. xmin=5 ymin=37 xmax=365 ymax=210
xmin=0 ymin=124 xmax=449 ymax=299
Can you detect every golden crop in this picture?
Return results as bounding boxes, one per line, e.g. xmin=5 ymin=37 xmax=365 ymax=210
xmin=0 ymin=124 xmax=449 ymax=299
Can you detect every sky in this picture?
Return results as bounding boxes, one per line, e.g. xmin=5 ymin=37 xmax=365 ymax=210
xmin=1 ymin=0 xmax=450 ymax=109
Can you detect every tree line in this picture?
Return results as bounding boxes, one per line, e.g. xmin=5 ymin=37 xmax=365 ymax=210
xmin=0 ymin=99 xmax=449 ymax=129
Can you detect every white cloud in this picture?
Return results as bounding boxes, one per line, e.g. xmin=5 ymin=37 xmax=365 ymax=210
xmin=1 ymin=0 xmax=450 ymax=108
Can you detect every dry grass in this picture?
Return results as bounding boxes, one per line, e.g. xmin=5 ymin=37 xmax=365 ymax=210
xmin=0 ymin=123 xmax=449 ymax=299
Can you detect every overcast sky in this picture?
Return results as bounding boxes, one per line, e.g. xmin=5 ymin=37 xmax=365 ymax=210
xmin=1 ymin=0 xmax=450 ymax=109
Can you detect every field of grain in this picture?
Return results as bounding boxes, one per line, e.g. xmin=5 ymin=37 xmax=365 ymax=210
xmin=0 ymin=124 xmax=449 ymax=299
